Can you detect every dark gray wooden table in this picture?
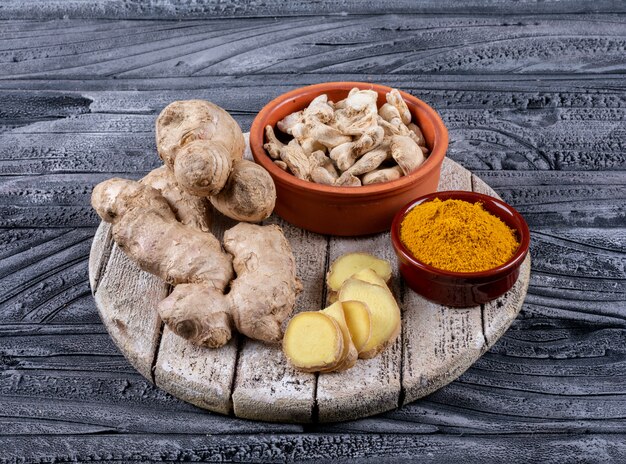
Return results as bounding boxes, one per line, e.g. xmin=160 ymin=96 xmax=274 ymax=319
xmin=1 ymin=1 xmax=625 ymax=462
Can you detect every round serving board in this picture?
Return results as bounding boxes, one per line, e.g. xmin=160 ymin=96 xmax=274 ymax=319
xmin=89 ymin=135 xmax=530 ymax=423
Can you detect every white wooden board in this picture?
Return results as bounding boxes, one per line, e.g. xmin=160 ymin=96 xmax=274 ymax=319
xmin=89 ymin=136 xmax=530 ymax=423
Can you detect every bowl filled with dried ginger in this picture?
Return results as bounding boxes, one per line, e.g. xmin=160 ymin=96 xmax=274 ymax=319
xmin=390 ymin=190 xmax=530 ymax=307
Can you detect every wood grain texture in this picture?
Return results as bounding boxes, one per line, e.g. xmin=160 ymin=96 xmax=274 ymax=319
xmin=2 ymin=4 xmax=625 ymax=459
xmin=0 ymin=227 xmax=97 ymax=324
xmin=473 ymin=173 xmax=533 ymax=347
xmin=2 ymin=0 xmax=625 ymax=20
xmin=0 ymin=16 xmax=624 ymax=80
xmin=401 ymin=159 xmax=486 ymax=403
xmin=152 ymin=209 xmax=239 ymax=416
xmin=316 ymin=232 xmax=402 ymax=422
xmin=93 ymin=243 xmax=165 ymax=380
xmin=230 ymin=218 xmax=325 ymax=423
xmin=2 ymin=75 xmax=625 ymax=180
xmin=87 ymin=221 xmax=111 ymax=293
xmin=229 ymin=140 xmax=325 ymax=423
xmin=88 ymin=152 xmax=528 ymax=422
xmin=3 ymin=433 xmax=626 ymax=463
xmin=154 ymin=329 xmax=238 ymax=415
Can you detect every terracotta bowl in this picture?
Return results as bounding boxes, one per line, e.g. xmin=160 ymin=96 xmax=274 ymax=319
xmin=249 ymin=82 xmax=449 ymax=236
xmin=390 ymin=191 xmax=530 ymax=307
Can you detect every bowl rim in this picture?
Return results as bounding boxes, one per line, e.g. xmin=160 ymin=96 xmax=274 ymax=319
xmin=249 ymin=81 xmax=449 ymax=197
xmin=390 ymin=190 xmax=530 ymax=280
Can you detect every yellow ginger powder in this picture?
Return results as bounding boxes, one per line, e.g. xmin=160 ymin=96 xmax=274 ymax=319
xmin=399 ymin=198 xmax=520 ymax=273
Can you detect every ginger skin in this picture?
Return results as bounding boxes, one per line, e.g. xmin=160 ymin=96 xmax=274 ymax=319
xmin=224 ymin=222 xmax=303 ymax=343
xmin=156 ymin=100 xmax=244 ymax=196
xmin=209 ymin=160 xmax=277 ymax=223
xmin=157 ymin=100 xmax=276 ymax=223
xmin=141 ymin=166 xmax=212 ymax=233
xmin=283 ymin=301 xmax=361 ymax=373
xmin=391 ymin=135 xmax=425 ymax=175
xmin=362 ymin=166 xmax=403 ymax=185
xmin=92 ymin=179 xmax=299 ymax=348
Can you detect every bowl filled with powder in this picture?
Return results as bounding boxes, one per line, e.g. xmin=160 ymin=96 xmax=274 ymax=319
xmin=390 ymin=190 xmax=530 ymax=307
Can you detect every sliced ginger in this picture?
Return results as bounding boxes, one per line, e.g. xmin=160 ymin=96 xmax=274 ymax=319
xmin=321 ymin=302 xmax=358 ymax=372
xmin=283 ymin=312 xmax=344 ymax=372
xmin=327 ymin=252 xmax=392 ymax=293
xmin=283 ymin=252 xmax=399 ymax=373
xmin=339 ymin=277 xmax=401 ymax=359
xmin=351 ymin=268 xmax=388 ymax=288
xmin=341 ymin=300 xmax=372 ymax=354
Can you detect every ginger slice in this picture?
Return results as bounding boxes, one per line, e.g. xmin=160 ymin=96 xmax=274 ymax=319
xmin=283 ymin=312 xmax=344 ymax=372
xmin=326 ymin=252 xmax=393 ymax=293
xmin=341 ymin=300 xmax=372 ymax=354
xmin=338 ymin=278 xmax=401 ymax=359
xmin=351 ymin=268 xmax=388 ymax=288
xmin=320 ymin=302 xmax=358 ymax=372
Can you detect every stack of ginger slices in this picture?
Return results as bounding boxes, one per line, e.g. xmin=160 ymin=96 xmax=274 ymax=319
xmin=283 ymin=253 xmax=401 ymax=373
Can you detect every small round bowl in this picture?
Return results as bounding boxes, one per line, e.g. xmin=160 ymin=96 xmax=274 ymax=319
xmin=391 ymin=191 xmax=530 ymax=307
xmin=250 ymin=82 xmax=449 ymax=236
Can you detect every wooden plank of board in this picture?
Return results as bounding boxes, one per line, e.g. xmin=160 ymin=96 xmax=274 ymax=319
xmin=472 ymin=173 xmax=531 ymax=346
xmin=401 ymin=158 xmax=486 ymax=404
xmin=92 ymin=239 xmax=166 ymax=381
xmin=316 ymin=231 xmax=402 ymax=422
xmin=153 ymin=196 xmax=238 ymax=416
xmin=154 ymin=329 xmax=238 ymax=415
xmin=230 ymin=136 xmax=326 ymax=422
xmin=483 ymin=255 xmax=530 ymax=347
xmin=88 ymin=221 xmax=112 ymax=293
xmin=231 ymin=219 xmax=327 ymax=423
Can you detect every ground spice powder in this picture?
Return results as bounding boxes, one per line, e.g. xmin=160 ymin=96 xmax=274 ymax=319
xmin=400 ymin=198 xmax=520 ymax=273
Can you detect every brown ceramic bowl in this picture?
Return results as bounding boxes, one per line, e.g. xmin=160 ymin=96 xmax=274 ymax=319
xmin=390 ymin=191 xmax=530 ymax=307
xmin=249 ymin=82 xmax=448 ymax=236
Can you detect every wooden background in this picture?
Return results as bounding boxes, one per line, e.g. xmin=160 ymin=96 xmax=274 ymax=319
xmin=1 ymin=1 xmax=625 ymax=462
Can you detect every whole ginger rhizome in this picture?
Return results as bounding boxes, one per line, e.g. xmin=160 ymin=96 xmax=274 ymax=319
xmin=92 ymin=99 xmax=403 ymax=377
xmin=92 ymin=100 xmax=301 ymax=348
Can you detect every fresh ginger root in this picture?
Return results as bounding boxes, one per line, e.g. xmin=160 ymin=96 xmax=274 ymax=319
xmin=92 ymin=178 xmax=300 ymax=348
xmin=326 ymin=252 xmax=393 ymax=303
xmin=320 ymin=302 xmax=358 ymax=372
xmin=339 ymin=271 xmax=401 ymax=359
xmin=283 ymin=312 xmax=344 ymax=372
xmin=141 ymin=166 xmax=212 ymax=233
xmin=92 ymin=179 xmax=233 ymax=289
xmin=283 ymin=301 xmax=362 ymax=373
xmin=341 ymin=300 xmax=372 ymax=353
xmin=156 ymin=100 xmax=276 ymax=223
xmin=209 ymin=159 xmax=276 ymax=222
xmin=223 ymin=222 xmax=302 ymax=342
xmin=283 ymin=252 xmax=399 ymax=372
xmin=156 ymin=100 xmax=244 ymax=196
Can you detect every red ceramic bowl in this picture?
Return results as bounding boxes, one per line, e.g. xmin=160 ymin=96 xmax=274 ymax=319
xmin=250 ymin=82 xmax=448 ymax=236
xmin=391 ymin=191 xmax=530 ymax=307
